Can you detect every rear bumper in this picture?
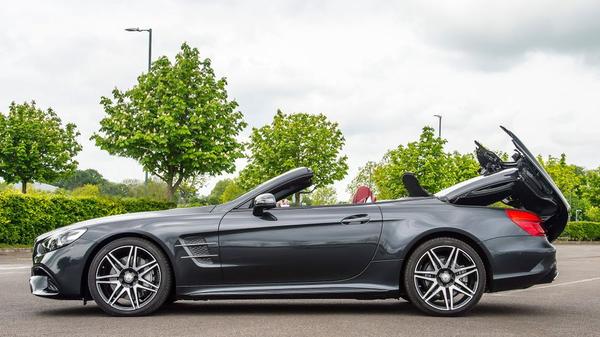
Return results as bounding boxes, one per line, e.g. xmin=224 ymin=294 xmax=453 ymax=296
xmin=484 ymin=236 xmax=558 ymax=292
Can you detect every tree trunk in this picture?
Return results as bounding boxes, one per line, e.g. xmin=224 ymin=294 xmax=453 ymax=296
xmin=167 ymin=184 xmax=176 ymax=202
xmin=21 ymin=180 xmax=27 ymax=194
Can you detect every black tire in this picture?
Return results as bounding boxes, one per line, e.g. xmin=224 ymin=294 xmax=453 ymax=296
xmin=87 ymin=237 xmax=173 ymax=316
xmin=403 ymin=237 xmax=486 ymax=316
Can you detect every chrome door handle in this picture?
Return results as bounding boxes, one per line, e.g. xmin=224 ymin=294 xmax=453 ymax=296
xmin=341 ymin=214 xmax=371 ymax=225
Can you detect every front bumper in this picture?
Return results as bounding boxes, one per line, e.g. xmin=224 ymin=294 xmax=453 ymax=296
xmin=30 ymin=275 xmax=59 ymax=297
xmin=29 ymin=238 xmax=94 ymax=300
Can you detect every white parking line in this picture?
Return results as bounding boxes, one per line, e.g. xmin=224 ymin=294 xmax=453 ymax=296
xmin=490 ymin=277 xmax=600 ymax=296
xmin=0 ymin=271 xmax=28 ymax=275
xmin=0 ymin=265 xmax=30 ymax=270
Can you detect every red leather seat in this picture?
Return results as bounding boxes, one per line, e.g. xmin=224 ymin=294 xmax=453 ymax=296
xmin=352 ymin=186 xmax=376 ymax=204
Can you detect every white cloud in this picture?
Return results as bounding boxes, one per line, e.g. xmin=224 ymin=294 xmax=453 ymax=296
xmin=1 ymin=0 xmax=599 ymax=201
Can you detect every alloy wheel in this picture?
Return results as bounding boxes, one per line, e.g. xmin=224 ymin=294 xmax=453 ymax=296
xmin=413 ymin=245 xmax=479 ymax=311
xmin=95 ymin=245 xmax=161 ymax=311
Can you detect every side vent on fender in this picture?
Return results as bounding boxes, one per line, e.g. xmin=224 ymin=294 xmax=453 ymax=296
xmin=175 ymin=236 xmax=218 ymax=266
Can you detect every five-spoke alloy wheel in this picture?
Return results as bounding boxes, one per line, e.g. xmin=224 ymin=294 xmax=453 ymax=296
xmin=88 ymin=238 xmax=172 ymax=316
xmin=404 ymin=237 xmax=486 ymax=316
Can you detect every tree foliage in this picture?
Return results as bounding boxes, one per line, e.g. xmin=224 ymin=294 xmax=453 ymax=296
xmin=538 ymin=154 xmax=592 ymax=219
xmin=538 ymin=154 xmax=583 ymax=198
xmin=208 ymin=179 xmax=233 ymax=205
xmin=92 ymin=43 xmax=246 ymax=201
xmin=373 ymin=127 xmax=479 ymax=199
xmin=98 ymin=182 xmax=129 ymax=198
xmin=71 ymin=184 xmax=101 ymax=197
xmin=53 ymin=169 xmax=106 ymax=190
xmin=0 ymin=101 xmax=81 ymax=193
xmin=220 ymin=179 xmax=245 ymax=203
xmin=303 ymin=186 xmax=338 ymax=206
xmin=123 ymin=178 xmax=170 ymax=202
xmin=582 ymin=168 xmax=600 ymax=208
xmin=586 ymin=206 xmax=600 ymax=222
xmin=346 ymin=161 xmax=379 ymax=197
xmin=239 ymin=110 xmax=348 ymax=191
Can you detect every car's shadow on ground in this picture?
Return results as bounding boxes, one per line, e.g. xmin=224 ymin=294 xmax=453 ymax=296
xmin=37 ymin=300 xmax=555 ymax=318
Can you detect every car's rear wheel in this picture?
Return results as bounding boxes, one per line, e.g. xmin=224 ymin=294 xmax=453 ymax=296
xmin=403 ymin=237 xmax=486 ymax=316
xmin=87 ymin=237 xmax=172 ymax=316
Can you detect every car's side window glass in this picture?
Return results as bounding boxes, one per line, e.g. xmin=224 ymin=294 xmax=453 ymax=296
xmin=240 ymin=176 xmax=378 ymax=209
xmin=275 ymin=187 xmax=347 ymax=208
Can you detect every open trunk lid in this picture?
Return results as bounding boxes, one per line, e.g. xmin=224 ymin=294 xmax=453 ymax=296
xmin=436 ymin=126 xmax=570 ymax=241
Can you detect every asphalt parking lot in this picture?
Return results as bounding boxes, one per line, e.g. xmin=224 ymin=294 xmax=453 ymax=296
xmin=1 ymin=244 xmax=599 ymax=337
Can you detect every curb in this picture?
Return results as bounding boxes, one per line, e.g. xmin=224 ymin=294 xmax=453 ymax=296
xmin=554 ymin=240 xmax=600 ymax=245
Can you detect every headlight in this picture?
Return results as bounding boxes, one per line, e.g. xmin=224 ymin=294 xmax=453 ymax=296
xmin=37 ymin=228 xmax=87 ymax=254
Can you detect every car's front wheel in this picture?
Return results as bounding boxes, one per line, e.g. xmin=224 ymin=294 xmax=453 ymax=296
xmin=87 ymin=237 xmax=172 ymax=316
xmin=403 ymin=237 xmax=486 ymax=316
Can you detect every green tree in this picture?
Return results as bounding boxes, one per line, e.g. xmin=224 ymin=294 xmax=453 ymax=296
xmin=176 ymin=179 xmax=204 ymax=205
xmin=124 ymin=178 xmax=170 ymax=201
xmin=208 ymin=178 xmax=233 ymax=204
xmin=239 ymin=110 xmax=348 ymax=203
xmin=304 ymin=186 xmax=338 ymax=206
xmin=98 ymin=181 xmax=129 ymax=197
xmin=71 ymin=184 xmax=101 ymax=197
xmin=538 ymin=154 xmax=589 ymax=220
xmin=346 ymin=161 xmax=379 ymax=196
xmin=373 ymin=127 xmax=479 ymax=199
xmin=92 ymin=43 xmax=246 ymax=201
xmin=0 ymin=181 xmax=13 ymax=192
xmin=0 ymin=101 xmax=81 ymax=193
xmin=586 ymin=206 xmax=600 ymax=222
xmin=220 ymin=179 xmax=245 ymax=203
xmin=538 ymin=154 xmax=583 ymax=199
xmin=582 ymin=168 xmax=600 ymax=208
xmin=53 ymin=169 xmax=106 ymax=190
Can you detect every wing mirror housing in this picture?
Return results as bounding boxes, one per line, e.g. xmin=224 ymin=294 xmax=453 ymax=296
xmin=253 ymin=193 xmax=276 ymax=216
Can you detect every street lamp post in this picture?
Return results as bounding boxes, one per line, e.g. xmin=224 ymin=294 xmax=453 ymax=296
xmin=433 ymin=114 xmax=442 ymax=138
xmin=125 ymin=27 xmax=152 ymax=72
xmin=575 ymin=209 xmax=582 ymax=222
xmin=125 ymin=27 xmax=152 ymax=186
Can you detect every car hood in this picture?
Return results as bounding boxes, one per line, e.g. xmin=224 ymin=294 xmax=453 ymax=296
xmin=35 ymin=205 xmax=216 ymax=242
xmin=436 ymin=126 xmax=569 ymax=241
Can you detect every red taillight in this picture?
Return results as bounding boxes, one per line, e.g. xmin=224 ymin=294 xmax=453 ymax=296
xmin=505 ymin=209 xmax=545 ymax=236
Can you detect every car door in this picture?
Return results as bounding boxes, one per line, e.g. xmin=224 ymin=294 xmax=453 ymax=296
xmin=218 ymin=204 xmax=383 ymax=284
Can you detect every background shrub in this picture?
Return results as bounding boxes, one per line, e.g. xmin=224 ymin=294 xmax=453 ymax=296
xmin=560 ymin=221 xmax=600 ymax=241
xmin=0 ymin=191 xmax=175 ymax=245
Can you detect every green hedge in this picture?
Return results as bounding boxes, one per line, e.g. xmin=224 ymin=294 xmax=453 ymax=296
xmin=0 ymin=191 xmax=175 ymax=245
xmin=560 ymin=221 xmax=600 ymax=241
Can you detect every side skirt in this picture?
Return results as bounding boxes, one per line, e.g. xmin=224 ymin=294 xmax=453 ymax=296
xmin=176 ymin=259 xmax=402 ymax=300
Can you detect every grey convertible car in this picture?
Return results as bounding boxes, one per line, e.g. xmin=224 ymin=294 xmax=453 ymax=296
xmin=30 ymin=127 xmax=569 ymax=316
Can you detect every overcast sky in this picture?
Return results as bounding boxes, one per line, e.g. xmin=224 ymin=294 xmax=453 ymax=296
xmin=2 ymin=0 xmax=599 ymax=199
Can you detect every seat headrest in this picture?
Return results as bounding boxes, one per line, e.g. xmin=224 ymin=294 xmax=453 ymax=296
xmin=402 ymin=173 xmax=430 ymax=197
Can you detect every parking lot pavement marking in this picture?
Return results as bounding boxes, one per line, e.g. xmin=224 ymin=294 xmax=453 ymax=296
xmin=490 ymin=276 xmax=600 ymax=296
xmin=0 ymin=265 xmax=30 ymax=270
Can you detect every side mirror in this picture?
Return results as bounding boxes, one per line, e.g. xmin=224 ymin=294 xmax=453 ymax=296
xmin=253 ymin=193 xmax=276 ymax=216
